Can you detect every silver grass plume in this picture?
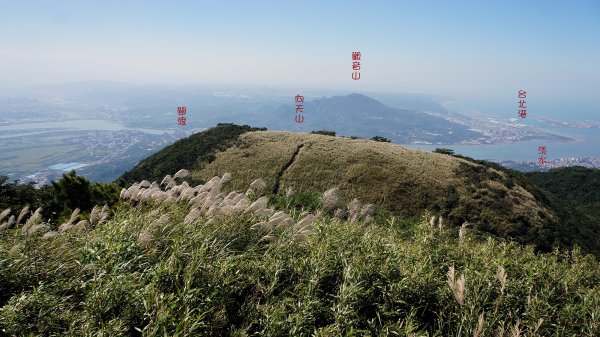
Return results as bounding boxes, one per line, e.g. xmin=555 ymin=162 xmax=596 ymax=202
xmin=333 ymin=208 xmax=346 ymax=219
xmin=224 ymin=191 xmax=239 ymax=202
xmin=497 ymin=266 xmax=507 ymax=293
xmin=269 ymin=211 xmax=294 ymax=229
xmin=165 ymin=180 xmax=177 ymax=190
xmin=438 ymin=215 xmax=444 ymax=230
xmin=250 ymin=221 xmax=272 ymax=233
xmin=99 ymin=205 xmax=110 ymax=225
xmin=160 ymin=175 xmax=174 ymax=186
xmin=429 ymin=215 xmax=436 ymax=227
xmin=156 ymin=214 xmax=170 ymax=225
xmin=138 ymin=229 xmax=153 ymax=247
xmin=321 ymin=187 xmax=340 ymax=210
xmin=234 ymin=197 xmax=250 ymax=210
xmin=139 ymin=180 xmax=151 ymax=188
xmin=221 ymin=172 xmax=232 ymax=184
xmin=474 ymin=312 xmax=484 ymax=337
xmin=8 ymin=244 xmax=21 ymax=256
xmin=285 ymin=186 xmax=295 ymax=198
xmin=260 ymin=234 xmax=276 ymax=243
xmin=0 ymin=208 xmax=11 ymax=223
xmin=253 ymin=207 xmax=275 ymax=217
xmin=59 ymin=208 xmax=80 ymax=233
xmin=509 ymin=320 xmax=521 ymax=337
xmin=347 ymin=198 xmax=362 ymax=223
xmin=446 ymin=266 xmax=465 ymax=306
xmin=90 ymin=205 xmax=110 ymax=227
xmin=67 ymin=208 xmax=80 ymax=225
xmin=43 ymin=231 xmax=59 ymax=239
xmin=360 ymin=204 xmax=375 ymax=224
xmin=90 ymin=205 xmax=101 ymax=226
xmin=533 ymin=318 xmax=544 ymax=334
xmin=275 ymin=217 xmax=295 ymax=229
xmin=153 ymin=191 xmax=168 ymax=203
xmin=73 ymin=220 xmax=91 ymax=232
xmin=245 ymin=196 xmax=268 ymax=213
xmin=249 ymin=178 xmax=267 ymax=192
xmin=0 ymin=215 xmax=16 ymax=230
xmin=205 ymin=176 xmax=223 ymax=192
xmin=16 ymin=205 xmax=30 ymax=225
xmin=293 ymin=228 xmax=312 ymax=242
xmin=459 ymin=222 xmax=469 ymax=243
xmin=27 ymin=223 xmax=50 ymax=236
xmin=183 ymin=208 xmax=202 ymax=224
xmin=295 ymin=214 xmax=316 ymax=232
xmin=173 ymin=169 xmax=190 ymax=179
xmin=219 ymin=205 xmax=236 ymax=215
xmin=232 ymin=193 xmax=246 ymax=204
xmin=22 ymin=207 xmax=42 ymax=235
xmin=245 ymin=188 xmax=256 ymax=199
xmin=177 ymin=187 xmax=196 ymax=202
xmin=496 ymin=324 xmax=505 ymax=337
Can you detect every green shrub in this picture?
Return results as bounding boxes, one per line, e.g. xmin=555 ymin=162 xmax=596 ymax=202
xmin=1 ymin=202 xmax=598 ymax=336
xmin=310 ymin=130 xmax=336 ymax=136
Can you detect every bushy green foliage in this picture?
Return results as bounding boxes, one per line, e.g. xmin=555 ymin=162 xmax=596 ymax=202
xmin=0 ymin=176 xmax=58 ymax=222
xmin=433 ymin=148 xmax=455 ymax=156
xmin=527 ymin=166 xmax=600 ymax=223
xmin=442 ymin=155 xmax=600 ymax=257
xmin=269 ymin=190 xmax=322 ymax=214
xmin=52 ymin=170 xmax=120 ymax=223
xmin=310 ymin=130 xmax=336 ymax=136
xmin=1 ymin=202 xmax=598 ymax=336
xmin=370 ymin=136 xmax=391 ymax=143
xmin=118 ymin=123 xmax=266 ymax=186
xmin=0 ymin=172 xmax=120 ymax=226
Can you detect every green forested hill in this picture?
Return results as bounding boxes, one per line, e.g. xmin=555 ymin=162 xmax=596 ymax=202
xmin=117 ymin=123 xmax=266 ymax=186
xmin=527 ymin=166 xmax=600 ymax=224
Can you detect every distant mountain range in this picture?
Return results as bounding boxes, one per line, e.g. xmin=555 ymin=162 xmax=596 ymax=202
xmin=263 ymin=93 xmax=484 ymax=144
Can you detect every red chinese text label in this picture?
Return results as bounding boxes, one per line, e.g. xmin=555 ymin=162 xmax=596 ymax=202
xmin=178 ymin=106 xmax=187 ymax=126
xmin=295 ymin=95 xmax=304 ymax=124
xmin=518 ymin=90 xmax=527 ymax=118
xmin=537 ymin=145 xmax=547 ymax=166
xmin=352 ymin=51 xmax=361 ymax=80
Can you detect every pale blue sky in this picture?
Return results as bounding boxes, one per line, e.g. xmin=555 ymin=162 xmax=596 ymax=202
xmin=0 ymin=0 xmax=598 ymax=99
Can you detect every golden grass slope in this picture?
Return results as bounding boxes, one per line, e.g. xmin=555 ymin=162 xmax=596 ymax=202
xmin=192 ymin=131 xmax=556 ymax=230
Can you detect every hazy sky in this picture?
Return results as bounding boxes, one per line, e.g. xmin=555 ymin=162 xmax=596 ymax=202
xmin=1 ymin=0 xmax=599 ymax=99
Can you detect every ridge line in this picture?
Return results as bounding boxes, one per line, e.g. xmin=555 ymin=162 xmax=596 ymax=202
xmin=273 ymin=143 xmax=304 ymax=194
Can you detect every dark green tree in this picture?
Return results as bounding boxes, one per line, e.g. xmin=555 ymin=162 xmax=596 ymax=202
xmin=52 ymin=170 xmax=94 ymax=212
xmin=311 ymin=130 xmax=336 ymax=136
xmin=371 ymin=136 xmax=391 ymax=143
xmin=433 ymin=148 xmax=455 ymax=156
xmin=52 ymin=171 xmax=121 ymax=222
xmin=0 ymin=176 xmax=60 ymax=223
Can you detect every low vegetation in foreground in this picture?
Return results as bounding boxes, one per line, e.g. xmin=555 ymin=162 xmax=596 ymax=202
xmin=0 ymin=173 xmax=598 ymax=336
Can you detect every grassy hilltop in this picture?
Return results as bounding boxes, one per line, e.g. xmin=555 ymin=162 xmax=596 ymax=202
xmin=120 ymin=124 xmax=599 ymax=256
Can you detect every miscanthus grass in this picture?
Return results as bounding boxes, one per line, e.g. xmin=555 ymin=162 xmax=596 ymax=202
xmin=0 ymin=192 xmax=598 ymax=336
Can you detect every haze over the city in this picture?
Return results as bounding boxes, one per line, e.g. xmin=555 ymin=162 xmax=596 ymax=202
xmin=1 ymin=1 xmax=599 ymax=102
